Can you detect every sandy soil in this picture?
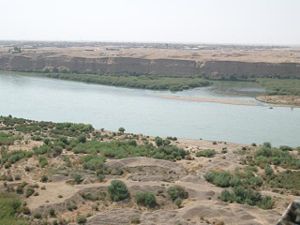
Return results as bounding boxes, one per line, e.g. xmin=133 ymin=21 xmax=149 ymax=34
xmin=256 ymin=95 xmax=300 ymax=107
xmin=160 ymin=95 xmax=260 ymax=106
xmin=1 ymin=43 xmax=300 ymax=63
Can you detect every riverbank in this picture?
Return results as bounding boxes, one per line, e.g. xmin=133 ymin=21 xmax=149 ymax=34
xmin=160 ymin=95 xmax=259 ymax=106
xmin=256 ymin=95 xmax=300 ymax=107
xmin=2 ymin=71 xmax=210 ymax=92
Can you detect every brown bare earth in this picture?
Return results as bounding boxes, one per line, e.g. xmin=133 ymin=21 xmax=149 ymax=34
xmin=1 ymin=41 xmax=300 ymax=79
xmin=256 ymin=95 xmax=300 ymax=107
xmin=1 ymin=117 xmax=299 ymax=225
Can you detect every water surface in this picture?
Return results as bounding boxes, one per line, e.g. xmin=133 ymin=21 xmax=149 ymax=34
xmin=1 ymin=73 xmax=299 ymax=147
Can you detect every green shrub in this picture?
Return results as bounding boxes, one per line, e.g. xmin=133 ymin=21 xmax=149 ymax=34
xmin=0 ymin=193 xmax=28 ymax=225
xmin=40 ymin=175 xmax=48 ymax=183
xmin=268 ymin=171 xmax=300 ymax=191
xmin=205 ymin=169 xmax=263 ymax=189
xmin=77 ymin=135 xmax=86 ymax=143
xmin=25 ymin=188 xmax=34 ymax=198
xmin=135 ymin=192 xmax=157 ymax=208
xmin=76 ymin=215 xmax=87 ymax=224
xmin=220 ymin=186 xmax=273 ymax=209
xmin=43 ymin=73 xmax=211 ymax=92
xmin=49 ymin=208 xmax=56 ymax=217
xmin=118 ymin=127 xmax=125 ymax=133
xmin=73 ymin=140 xmax=187 ymax=161
xmin=264 ymin=165 xmax=274 ymax=177
xmin=82 ymin=155 xmax=105 ymax=171
xmin=66 ymin=201 xmax=77 ymax=211
xmin=0 ymin=132 xmax=17 ymax=145
xmin=154 ymin=137 xmax=163 ymax=146
xmin=167 ymin=186 xmax=188 ymax=201
xmin=254 ymin=145 xmax=300 ymax=169
xmin=38 ymin=156 xmax=48 ymax=168
xmin=279 ymin=145 xmax=293 ymax=151
xmin=174 ymin=198 xmax=183 ymax=208
xmin=108 ymin=180 xmax=130 ymax=202
xmin=196 ymin=149 xmax=216 ymax=158
xmin=0 ymin=150 xmax=32 ymax=165
xmin=33 ymin=212 xmax=42 ymax=219
xmin=204 ymin=171 xmax=233 ymax=187
xmin=73 ymin=174 xmax=83 ymax=184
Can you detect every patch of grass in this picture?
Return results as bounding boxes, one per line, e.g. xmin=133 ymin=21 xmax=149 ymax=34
xmin=0 ymin=150 xmax=33 ymax=166
xmin=81 ymin=155 xmax=106 ymax=171
xmin=204 ymin=167 xmax=263 ymax=189
xmin=42 ymin=73 xmax=211 ymax=92
xmin=196 ymin=149 xmax=216 ymax=158
xmin=38 ymin=156 xmax=48 ymax=168
xmin=73 ymin=140 xmax=187 ymax=161
xmin=268 ymin=171 xmax=300 ymax=192
xmin=50 ymin=122 xmax=94 ymax=137
xmin=220 ymin=186 xmax=273 ymax=209
xmin=0 ymin=193 xmax=28 ymax=225
xmin=252 ymin=144 xmax=300 ymax=169
xmin=0 ymin=132 xmax=17 ymax=146
xmin=257 ymin=78 xmax=300 ymax=96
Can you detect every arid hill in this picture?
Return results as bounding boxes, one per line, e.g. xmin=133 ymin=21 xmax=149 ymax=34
xmin=1 ymin=41 xmax=300 ymax=79
xmin=0 ymin=116 xmax=299 ymax=225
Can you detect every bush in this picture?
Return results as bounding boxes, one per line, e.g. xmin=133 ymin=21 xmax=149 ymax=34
xmin=279 ymin=145 xmax=293 ymax=151
xmin=38 ymin=156 xmax=48 ymax=168
xmin=204 ymin=171 xmax=233 ymax=187
xmin=0 ymin=150 xmax=32 ymax=165
xmin=82 ymin=155 xmax=105 ymax=171
xmin=77 ymin=135 xmax=86 ymax=143
xmin=205 ymin=169 xmax=263 ymax=189
xmin=73 ymin=174 xmax=83 ymax=184
xmin=40 ymin=175 xmax=48 ymax=183
xmin=154 ymin=137 xmax=163 ymax=146
xmin=0 ymin=132 xmax=17 ymax=145
xmin=108 ymin=180 xmax=130 ymax=202
xmin=0 ymin=193 xmax=25 ymax=225
xmin=77 ymin=215 xmax=87 ymax=224
xmin=196 ymin=149 xmax=216 ymax=158
xmin=33 ymin=212 xmax=42 ymax=219
xmin=49 ymin=208 xmax=56 ymax=217
xmin=135 ymin=192 xmax=157 ymax=208
xmin=25 ymin=188 xmax=34 ymax=198
xmin=254 ymin=145 xmax=300 ymax=169
xmin=118 ymin=127 xmax=125 ymax=133
xmin=268 ymin=171 xmax=300 ymax=191
xmin=220 ymin=186 xmax=273 ymax=209
xmin=167 ymin=186 xmax=188 ymax=202
xmin=73 ymin=140 xmax=187 ymax=161
xmin=174 ymin=198 xmax=182 ymax=208
xmin=67 ymin=201 xmax=77 ymax=211
xmin=264 ymin=165 xmax=274 ymax=177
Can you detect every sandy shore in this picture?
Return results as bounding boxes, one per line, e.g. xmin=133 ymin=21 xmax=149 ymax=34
xmin=256 ymin=95 xmax=300 ymax=107
xmin=160 ymin=95 xmax=260 ymax=106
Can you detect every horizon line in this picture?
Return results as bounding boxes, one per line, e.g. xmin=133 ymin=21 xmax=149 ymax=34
xmin=0 ymin=39 xmax=299 ymax=48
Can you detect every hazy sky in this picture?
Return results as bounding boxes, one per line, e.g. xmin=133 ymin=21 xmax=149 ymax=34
xmin=0 ymin=0 xmax=299 ymax=45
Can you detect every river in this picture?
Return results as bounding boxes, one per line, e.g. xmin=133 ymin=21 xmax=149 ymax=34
xmin=0 ymin=73 xmax=299 ymax=147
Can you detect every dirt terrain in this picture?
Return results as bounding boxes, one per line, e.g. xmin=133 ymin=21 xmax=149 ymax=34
xmin=256 ymin=95 xmax=300 ymax=107
xmin=1 ymin=41 xmax=300 ymax=79
xmin=0 ymin=116 xmax=299 ymax=225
